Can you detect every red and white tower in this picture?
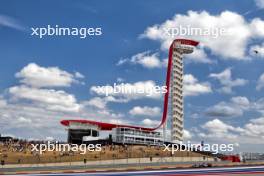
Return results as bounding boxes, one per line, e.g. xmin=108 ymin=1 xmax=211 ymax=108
xmin=169 ymin=39 xmax=199 ymax=142
xmin=61 ymin=39 xmax=199 ymax=145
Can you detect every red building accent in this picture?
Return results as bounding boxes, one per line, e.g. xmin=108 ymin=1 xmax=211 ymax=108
xmin=221 ymin=155 xmax=241 ymax=162
xmin=61 ymin=39 xmax=199 ymax=131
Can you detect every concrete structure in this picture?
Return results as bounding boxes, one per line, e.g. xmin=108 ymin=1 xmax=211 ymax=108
xmin=61 ymin=39 xmax=199 ymax=144
xmin=170 ymin=39 xmax=198 ymax=142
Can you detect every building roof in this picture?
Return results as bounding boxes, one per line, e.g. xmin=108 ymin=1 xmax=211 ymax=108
xmin=61 ymin=119 xmax=158 ymax=131
xmin=173 ymin=39 xmax=199 ymax=46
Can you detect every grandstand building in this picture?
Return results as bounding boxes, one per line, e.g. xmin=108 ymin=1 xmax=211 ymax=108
xmin=112 ymin=127 xmax=163 ymax=145
xmin=61 ymin=39 xmax=199 ymax=145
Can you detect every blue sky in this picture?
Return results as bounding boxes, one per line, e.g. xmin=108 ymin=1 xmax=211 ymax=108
xmin=1 ymin=0 xmax=264 ymax=152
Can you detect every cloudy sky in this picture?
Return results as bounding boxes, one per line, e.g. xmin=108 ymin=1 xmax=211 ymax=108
xmin=1 ymin=0 xmax=264 ymax=152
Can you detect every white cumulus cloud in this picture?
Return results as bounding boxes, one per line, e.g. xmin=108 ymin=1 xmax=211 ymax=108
xmin=84 ymin=97 xmax=107 ymax=109
xmin=201 ymin=119 xmax=244 ymax=140
xmin=117 ymin=51 xmax=167 ymax=69
xmin=15 ymin=63 xmax=83 ymax=88
xmin=209 ymin=68 xmax=248 ymax=94
xmin=9 ymin=85 xmax=81 ymax=113
xmin=198 ymin=117 xmax=264 ymax=144
xmin=129 ymin=106 xmax=161 ymax=117
xmin=243 ymin=117 xmax=264 ymax=138
xmin=141 ymin=10 xmax=264 ymax=60
xmin=205 ymin=96 xmax=250 ymax=118
xmin=183 ymin=74 xmax=212 ymax=96
xmin=185 ymin=48 xmax=212 ymax=64
xmin=183 ymin=129 xmax=192 ymax=140
xmin=141 ymin=118 xmax=160 ymax=127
